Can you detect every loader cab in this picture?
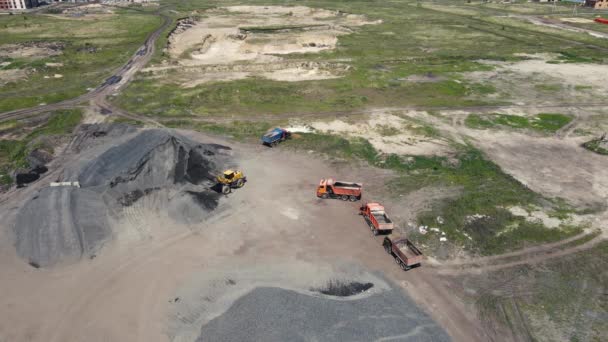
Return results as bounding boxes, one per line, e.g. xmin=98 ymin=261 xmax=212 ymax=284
xmin=223 ymin=170 xmax=235 ymax=180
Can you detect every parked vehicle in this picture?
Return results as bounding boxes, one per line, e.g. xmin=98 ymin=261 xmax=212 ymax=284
xmin=359 ymin=202 xmax=394 ymax=235
xmin=316 ymin=178 xmax=362 ymax=201
xmin=216 ymin=169 xmax=246 ymax=194
xmin=383 ymin=234 xmax=422 ymax=271
xmin=262 ymin=127 xmax=291 ymax=147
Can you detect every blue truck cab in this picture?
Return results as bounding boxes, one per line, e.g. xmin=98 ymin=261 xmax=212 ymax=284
xmin=262 ymin=127 xmax=291 ymax=146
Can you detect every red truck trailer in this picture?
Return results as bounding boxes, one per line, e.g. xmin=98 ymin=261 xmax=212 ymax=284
xmin=595 ymin=18 xmax=608 ymax=25
xmin=383 ymin=234 xmax=422 ymax=271
xmin=316 ymin=178 xmax=362 ymax=201
xmin=359 ymin=202 xmax=394 ymax=235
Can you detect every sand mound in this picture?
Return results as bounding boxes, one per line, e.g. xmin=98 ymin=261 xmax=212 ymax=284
xmin=14 ymin=128 xmax=232 ymax=267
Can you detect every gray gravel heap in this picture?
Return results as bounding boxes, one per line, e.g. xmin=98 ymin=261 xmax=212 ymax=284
xmin=14 ymin=128 xmax=230 ymax=267
xmin=196 ymin=286 xmax=450 ymax=342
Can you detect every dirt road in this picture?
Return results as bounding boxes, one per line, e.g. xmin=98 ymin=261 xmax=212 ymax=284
xmin=0 ymin=11 xmax=171 ymax=123
xmin=0 ymin=130 xmax=487 ymax=342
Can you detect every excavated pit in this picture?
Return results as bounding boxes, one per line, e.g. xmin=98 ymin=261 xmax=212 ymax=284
xmin=13 ymin=128 xmax=232 ymax=267
xmin=313 ymin=280 xmax=374 ymax=297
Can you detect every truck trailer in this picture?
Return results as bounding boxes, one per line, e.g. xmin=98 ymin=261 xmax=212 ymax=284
xmin=359 ymin=202 xmax=394 ymax=235
xmin=316 ymin=178 xmax=362 ymax=201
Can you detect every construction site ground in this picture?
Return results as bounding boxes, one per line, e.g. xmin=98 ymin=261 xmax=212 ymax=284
xmin=1 ymin=1 xmax=608 ymax=342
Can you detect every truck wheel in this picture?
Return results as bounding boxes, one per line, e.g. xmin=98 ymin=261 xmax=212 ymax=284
xmin=321 ymin=193 xmax=329 ymax=199
xmin=222 ymin=185 xmax=231 ymax=194
xmin=341 ymin=195 xmax=349 ymax=201
xmin=348 ymin=195 xmax=357 ymax=202
xmin=236 ymin=179 xmax=245 ymax=188
xmin=373 ymin=229 xmax=379 ymax=236
xmin=271 ymin=141 xmax=278 ymax=147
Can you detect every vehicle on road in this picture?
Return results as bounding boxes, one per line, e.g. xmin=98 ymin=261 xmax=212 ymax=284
xmin=383 ymin=234 xmax=422 ymax=271
xmin=103 ymin=75 xmax=122 ymax=86
xmin=316 ymin=178 xmax=362 ymax=201
xmin=359 ymin=202 xmax=394 ymax=235
xmin=262 ymin=127 xmax=291 ymax=147
xmin=217 ymin=169 xmax=246 ymax=194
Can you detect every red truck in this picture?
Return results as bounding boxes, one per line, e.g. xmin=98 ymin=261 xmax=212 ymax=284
xmin=359 ymin=202 xmax=394 ymax=235
xmin=316 ymin=178 xmax=362 ymax=201
xmin=383 ymin=234 xmax=423 ymax=271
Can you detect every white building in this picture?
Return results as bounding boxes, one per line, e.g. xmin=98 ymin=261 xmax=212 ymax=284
xmin=0 ymin=0 xmax=38 ymax=10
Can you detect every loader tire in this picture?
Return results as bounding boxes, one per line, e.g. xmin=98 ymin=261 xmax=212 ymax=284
xmin=236 ymin=179 xmax=245 ymax=188
xmin=222 ymin=185 xmax=231 ymax=194
xmin=341 ymin=195 xmax=349 ymax=201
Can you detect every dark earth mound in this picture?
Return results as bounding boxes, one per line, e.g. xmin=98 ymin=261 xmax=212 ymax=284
xmin=196 ymin=287 xmax=450 ymax=342
xmin=78 ymin=130 xmax=225 ymax=190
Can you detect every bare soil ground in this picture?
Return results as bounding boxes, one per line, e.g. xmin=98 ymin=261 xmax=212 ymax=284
xmin=0 ymin=42 xmax=64 ymax=59
xmin=0 ymin=128 xmax=485 ymax=342
xmin=145 ymin=6 xmax=379 ymax=86
xmin=0 ymin=68 xmax=29 ymax=86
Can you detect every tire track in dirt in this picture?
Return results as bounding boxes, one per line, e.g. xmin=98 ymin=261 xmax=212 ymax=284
xmin=433 ymin=230 xmax=595 ymax=267
xmin=434 ymin=234 xmax=605 ymax=276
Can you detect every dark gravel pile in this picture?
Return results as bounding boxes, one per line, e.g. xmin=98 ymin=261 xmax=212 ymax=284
xmin=14 ymin=187 xmax=110 ymax=267
xmin=197 ymin=287 xmax=450 ymax=342
xmin=13 ymin=128 xmax=231 ymax=267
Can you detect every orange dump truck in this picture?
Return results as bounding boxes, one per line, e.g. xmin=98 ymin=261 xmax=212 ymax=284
xmin=359 ymin=202 xmax=394 ymax=235
xmin=383 ymin=234 xmax=422 ymax=271
xmin=316 ymin=179 xmax=362 ymax=201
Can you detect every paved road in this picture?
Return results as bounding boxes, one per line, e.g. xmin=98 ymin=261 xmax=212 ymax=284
xmin=0 ymin=11 xmax=171 ymax=123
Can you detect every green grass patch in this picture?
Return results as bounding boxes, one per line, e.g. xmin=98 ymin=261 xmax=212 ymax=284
xmin=0 ymin=109 xmax=82 ymax=180
xmin=165 ymin=120 xmax=275 ymax=141
xmin=582 ymin=138 xmax=608 ymax=155
xmin=466 ymin=241 xmax=608 ymax=341
xmin=466 ymin=113 xmax=572 ymax=133
xmin=0 ymin=11 xmax=162 ymax=112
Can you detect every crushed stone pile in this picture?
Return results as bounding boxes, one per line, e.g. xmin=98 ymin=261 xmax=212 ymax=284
xmin=14 ymin=128 xmax=232 ymax=267
xmin=196 ymin=287 xmax=450 ymax=342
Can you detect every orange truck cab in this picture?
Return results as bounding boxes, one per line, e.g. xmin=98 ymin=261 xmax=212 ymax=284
xmin=359 ymin=202 xmax=394 ymax=235
xmin=316 ymin=178 xmax=362 ymax=201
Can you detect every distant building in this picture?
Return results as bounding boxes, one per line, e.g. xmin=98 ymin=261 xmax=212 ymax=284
xmin=0 ymin=0 xmax=39 ymax=10
xmin=586 ymin=0 xmax=608 ymax=8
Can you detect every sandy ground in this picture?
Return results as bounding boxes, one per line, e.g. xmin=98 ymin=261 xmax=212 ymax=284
xmin=0 ymin=42 xmax=63 ymax=59
xmin=464 ymin=54 xmax=608 ymax=105
xmin=290 ymin=111 xmax=454 ymax=156
xmin=0 ymin=68 xmax=28 ymax=86
xmin=0 ymin=129 xmax=487 ymax=342
xmin=154 ymin=6 xmax=379 ymax=85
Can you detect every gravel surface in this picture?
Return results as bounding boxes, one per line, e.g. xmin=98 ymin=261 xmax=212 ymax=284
xmin=14 ymin=187 xmax=109 ymax=267
xmin=196 ymin=286 xmax=450 ymax=342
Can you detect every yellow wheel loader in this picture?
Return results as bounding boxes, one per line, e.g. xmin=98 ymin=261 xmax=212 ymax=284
xmin=217 ymin=169 xmax=246 ymax=194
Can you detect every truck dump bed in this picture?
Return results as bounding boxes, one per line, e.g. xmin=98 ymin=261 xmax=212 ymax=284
xmin=333 ymin=181 xmax=362 ymax=189
xmin=396 ymin=239 xmax=422 ymax=265
xmin=372 ymin=212 xmax=391 ymax=224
